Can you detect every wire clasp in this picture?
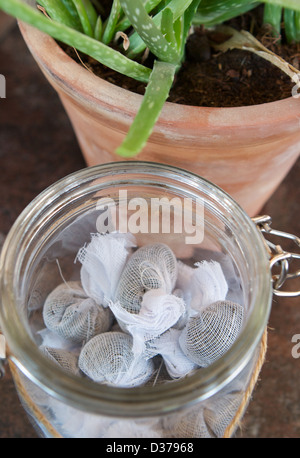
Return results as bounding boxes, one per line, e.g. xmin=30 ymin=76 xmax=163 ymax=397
xmin=252 ymin=215 xmax=300 ymax=297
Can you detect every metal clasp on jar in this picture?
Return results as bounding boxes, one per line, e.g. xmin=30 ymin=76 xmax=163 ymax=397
xmin=253 ymin=215 xmax=300 ymax=297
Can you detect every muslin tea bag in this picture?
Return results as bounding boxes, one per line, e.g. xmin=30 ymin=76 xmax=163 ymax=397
xmin=145 ymin=327 xmax=199 ymax=379
xmin=115 ymin=243 xmax=178 ymax=314
xmin=78 ymin=331 xmax=155 ymax=387
xmin=43 ymin=281 xmax=113 ymax=344
xmin=77 ymin=232 xmax=136 ymax=306
xmin=179 ymin=300 xmax=244 ymax=367
xmin=109 ymin=288 xmax=186 ymax=356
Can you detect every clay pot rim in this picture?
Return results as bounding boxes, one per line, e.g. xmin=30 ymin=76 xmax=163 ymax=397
xmin=19 ymin=21 xmax=300 ymax=127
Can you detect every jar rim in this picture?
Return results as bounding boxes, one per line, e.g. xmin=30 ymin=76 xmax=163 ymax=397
xmin=0 ymin=161 xmax=272 ymax=417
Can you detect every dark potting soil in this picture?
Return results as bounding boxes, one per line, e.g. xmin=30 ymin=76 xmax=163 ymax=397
xmin=61 ymin=6 xmax=300 ymax=108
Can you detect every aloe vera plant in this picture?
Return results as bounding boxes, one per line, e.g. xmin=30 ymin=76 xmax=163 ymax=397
xmin=0 ymin=0 xmax=299 ymax=157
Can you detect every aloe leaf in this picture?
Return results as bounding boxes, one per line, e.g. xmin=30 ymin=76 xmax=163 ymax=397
xmin=71 ymin=0 xmax=94 ymax=36
xmin=181 ymin=0 xmax=201 ymax=54
xmin=295 ymin=11 xmax=300 ymax=41
xmin=116 ymin=0 xmax=162 ymax=32
xmin=90 ymin=0 xmax=104 ymax=16
xmin=0 ymin=0 xmax=151 ymax=82
xmin=283 ymin=8 xmax=300 ymax=43
xmin=156 ymin=0 xmax=195 ymax=21
xmin=161 ymin=7 xmax=175 ymax=45
xmin=127 ymin=0 xmax=194 ymax=58
xmin=102 ymin=0 xmax=122 ymax=44
xmin=37 ymin=0 xmax=81 ymax=30
xmin=172 ymin=0 xmax=201 ymax=61
xmin=116 ymin=60 xmax=176 ymax=157
xmin=172 ymin=15 xmax=183 ymax=51
xmin=61 ymin=0 xmax=83 ymax=31
xmin=119 ymin=0 xmax=180 ymax=63
xmin=193 ymin=0 xmax=259 ymax=26
xmin=94 ymin=14 xmax=102 ymax=40
xmin=263 ymin=3 xmax=282 ymax=37
xmin=81 ymin=0 xmax=98 ymax=29
xmin=262 ymin=0 xmax=300 ymax=13
xmin=284 ymin=8 xmax=296 ymax=43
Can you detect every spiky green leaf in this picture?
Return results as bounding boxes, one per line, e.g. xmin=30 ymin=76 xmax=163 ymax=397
xmin=116 ymin=60 xmax=176 ymax=157
xmin=193 ymin=0 xmax=259 ymax=26
xmin=119 ymin=0 xmax=180 ymax=63
xmin=263 ymin=3 xmax=282 ymax=37
xmin=71 ymin=0 xmax=96 ymax=37
xmin=0 ymin=0 xmax=151 ymax=82
xmin=127 ymin=0 xmax=195 ymax=58
xmin=37 ymin=0 xmax=81 ymax=30
xmin=262 ymin=0 xmax=300 ymax=13
xmin=102 ymin=0 xmax=122 ymax=44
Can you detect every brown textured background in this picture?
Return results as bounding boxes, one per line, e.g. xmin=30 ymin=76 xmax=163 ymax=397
xmin=0 ymin=14 xmax=299 ymax=438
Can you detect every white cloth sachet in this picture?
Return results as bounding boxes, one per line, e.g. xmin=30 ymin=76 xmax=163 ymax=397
xmin=176 ymin=260 xmax=228 ymax=314
xmin=78 ymin=331 xmax=155 ymax=387
xmin=77 ymin=232 xmax=136 ymax=306
xmin=179 ymin=300 xmax=244 ymax=367
xmin=42 ymin=281 xmax=113 ymax=344
xmin=145 ymin=327 xmax=199 ymax=379
xmin=109 ymin=288 xmax=186 ymax=357
xmin=115 ymin=243 xmax=178 ymax=314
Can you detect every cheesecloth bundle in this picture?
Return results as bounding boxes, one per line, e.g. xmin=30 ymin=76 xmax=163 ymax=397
xmin=78 ymin=331 xmax=155 ymax=387
xmin=35 ymin=230 xmax=249 ymax=436
xmin=40 ymin=232 xmax=245 ymax=382
xmin=115 ymin=242 xmax=178 ymax=314
xmin=77 ymin=231 xmax=136 ymax=306
xmin=179 ymin=300 xmax=244 ymax=367
xmin=42 ymin=281 xmax=113 ymax=344
xmin=41 ymin=346 xmax=81 ymax=377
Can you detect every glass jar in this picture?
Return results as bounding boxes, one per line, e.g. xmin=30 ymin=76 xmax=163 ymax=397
xmin=0 ymin=161 xmax=273 ymax=438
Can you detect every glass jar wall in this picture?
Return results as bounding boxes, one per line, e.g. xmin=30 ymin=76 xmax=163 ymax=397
xmin=0 ymin=162 xmax=272 ymax=438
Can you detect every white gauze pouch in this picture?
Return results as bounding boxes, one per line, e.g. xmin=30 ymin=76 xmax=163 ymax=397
xmin=77 ymin=232 xmax=137 ymax=306
xmin=42 ymin=281 xmax=113 ymax=344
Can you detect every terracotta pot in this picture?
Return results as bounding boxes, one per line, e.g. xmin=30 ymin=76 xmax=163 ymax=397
xmin=19 ymin=22 xmax=300 ymax=216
